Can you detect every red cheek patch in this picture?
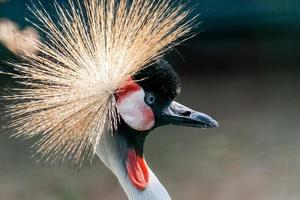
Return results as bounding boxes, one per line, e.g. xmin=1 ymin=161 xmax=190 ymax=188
xmin=116 ymin=78 xmax=141 ymax=101
xmin=116 ymin=79 xmax=155 ymax=131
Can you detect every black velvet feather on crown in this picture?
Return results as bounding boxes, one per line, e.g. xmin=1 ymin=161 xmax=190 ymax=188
xmin=133 ymin=60 xmax=181 ymax=101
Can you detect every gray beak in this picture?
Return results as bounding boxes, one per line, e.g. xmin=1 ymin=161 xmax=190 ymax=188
xmin=160 ymin=101 xmax=219 ymax=128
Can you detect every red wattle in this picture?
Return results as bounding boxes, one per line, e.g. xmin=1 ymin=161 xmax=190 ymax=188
xmin=126 ymin=149 xmax=149 ymax=191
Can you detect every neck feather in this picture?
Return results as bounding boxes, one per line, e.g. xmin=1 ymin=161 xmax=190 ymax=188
xmin=95 ymin=131 xmax=171 ymax=200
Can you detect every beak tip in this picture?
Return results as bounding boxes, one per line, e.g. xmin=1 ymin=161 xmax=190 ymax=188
xmin=211 ymin=119 xmax=220 ymax=128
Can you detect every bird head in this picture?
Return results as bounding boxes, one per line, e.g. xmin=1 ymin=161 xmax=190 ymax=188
xmin=113 ymin=60 xmax=219 ymax=191
xmin=116 ymin=60 xmax=218 ymax=132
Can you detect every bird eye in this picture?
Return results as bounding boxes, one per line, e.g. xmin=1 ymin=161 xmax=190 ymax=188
xmin=145 ymin=93 xmax=156 ymax=105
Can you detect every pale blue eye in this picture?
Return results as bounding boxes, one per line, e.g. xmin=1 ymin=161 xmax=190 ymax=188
xmin=145 ymin=93 xmax=155 ymax=105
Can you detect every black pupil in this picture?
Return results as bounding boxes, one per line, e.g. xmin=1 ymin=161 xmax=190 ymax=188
xmin=147 ymin=95 xmax=155 ymax=104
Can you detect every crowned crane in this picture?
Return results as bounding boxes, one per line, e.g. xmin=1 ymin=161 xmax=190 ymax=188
xmin=2 ymin=0 xmax=218 ymax=199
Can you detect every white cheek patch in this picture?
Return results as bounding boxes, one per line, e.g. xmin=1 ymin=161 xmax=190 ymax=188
xmin=117 ymin=89 xmax=155 ymax=131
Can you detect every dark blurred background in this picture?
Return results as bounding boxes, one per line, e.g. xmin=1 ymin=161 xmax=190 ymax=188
xmin=1 ymin=0 xmax=300 ymax=200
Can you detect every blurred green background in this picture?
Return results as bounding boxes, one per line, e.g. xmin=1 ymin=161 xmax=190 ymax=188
xmin=1 ymin=0 xmax=300 ymax=200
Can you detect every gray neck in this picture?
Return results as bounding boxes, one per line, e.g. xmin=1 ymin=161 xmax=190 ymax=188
xmin=95 ymin=131 xmax=171 ymax=200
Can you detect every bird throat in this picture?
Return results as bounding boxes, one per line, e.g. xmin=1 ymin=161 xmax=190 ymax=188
xmin=126 ymin=148 xmax=149 ymax=190
xmin=116 ymin=121 xmax=151 ymax=191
